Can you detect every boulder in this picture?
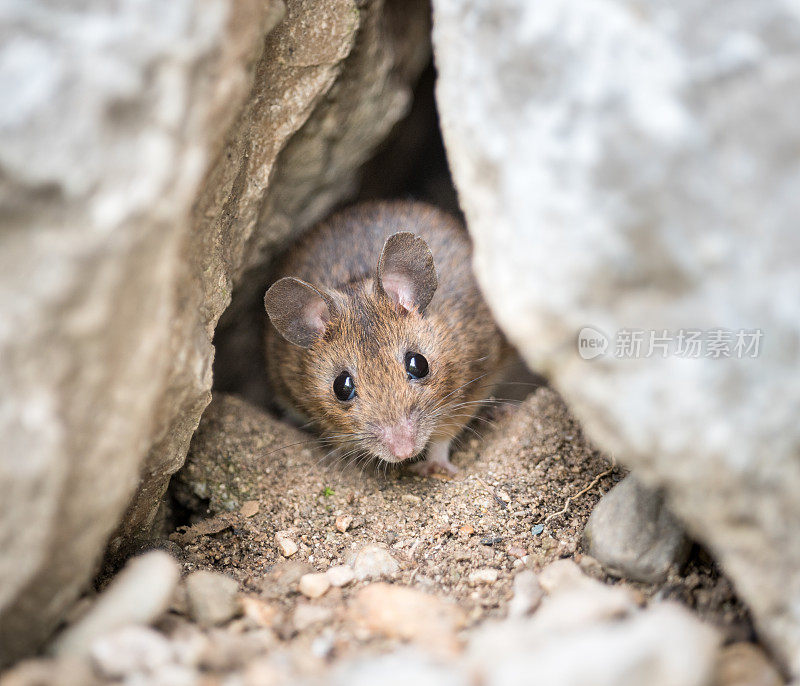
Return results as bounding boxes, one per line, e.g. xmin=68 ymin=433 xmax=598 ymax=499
xmin=432 ymin=0 xmax=800 ymax=673
xmin=0 ymin=0 xmax=429 ymax=663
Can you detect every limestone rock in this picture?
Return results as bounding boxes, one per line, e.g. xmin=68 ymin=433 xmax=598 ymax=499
xmin=0 ymin=0 xmax=429 ymax=663
xmin=583 ymin=475 xmax=690 ymax=584
xmin=298 ymin=573 xmax=331 ymax=599
xmin=50 ymin=551 xmax=180 ymax=657
xmin=433 ymin=0 xmax=800 ymax=672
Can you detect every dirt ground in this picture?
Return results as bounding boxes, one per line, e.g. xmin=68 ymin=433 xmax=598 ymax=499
xmin=168 ymin=387 xmax=751 ymax=651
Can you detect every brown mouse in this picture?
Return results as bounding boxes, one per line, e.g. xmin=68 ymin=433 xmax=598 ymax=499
xmin=264 ymin=200 xmax=509 ymax=475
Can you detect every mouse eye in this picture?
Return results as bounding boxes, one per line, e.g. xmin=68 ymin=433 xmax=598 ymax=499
xmin=333 ymin=371 xmax=356 ymax=401
xmin=405 ymin=352 xmax=429 ymax=380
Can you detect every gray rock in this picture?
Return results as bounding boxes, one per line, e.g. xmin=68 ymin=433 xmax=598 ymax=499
xmin=184 ymin=570 xmax=240 ymax=628
xmin=583 ymin=475 xmax=690 ymax=584
xmin=432 ymin=0 xmax=800 ymax=673
xmin=468 ymin=602 xmax=719 ymax=686
xmin=0 ymin=0 xmax=429 ymax=663
xmin=51 ymin=551 xmax=179 ymax=657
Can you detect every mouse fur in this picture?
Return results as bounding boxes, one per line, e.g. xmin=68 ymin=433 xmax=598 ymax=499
xmin=264 ymin=200 xmax=509 ymax=475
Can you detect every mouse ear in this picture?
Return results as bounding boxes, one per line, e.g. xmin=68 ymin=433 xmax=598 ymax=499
xmin=264 ymin=277 xmax=334 ymax=348
xmin=376 ymin=232 xmax=438 ymax=312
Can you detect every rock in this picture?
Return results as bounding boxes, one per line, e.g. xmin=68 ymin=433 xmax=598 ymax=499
xmin=714 ymin=643 xmax=784 ymax=686
xmin=50 ymin=551 xmax=179 ymax=657
xmin=184 ymin=570 xmax=240 ymax=628
xmin=275 ymin=532 xmax=299 ymax=558
xmin=299 ymin=573 xmax=331 ymax=599
xmin=535 ymin=560 xmax=638 ymax=633
xmin=326 ymin=565 xmax=356 ymax=588
xmin=0 ymin=0 xmax=430 ymax=662
xmin=335 ymin=515 xmax=354 ymax=533
xmin=89 ymin=626 xmax=174 ymax=680
xmin=507 ymin=571 xmax=543 ymax=618
xmin=432 ymin=0 xmax=800 ymax=673
xmin=352 ymin=544 xmax=400 ymax=581
xmin=583 ymin=475 xmax=690 ymax=584
xmin=292 ymin=603 xmax=334 ymax=633
xmin=0 ymin=656 xmax=100 ymax=686
xmin=350 ymin=583 xmax=465 ymax=655
xmin=468 ymin=568 xmax=498 ymax=586
xmin=468 ymin=602 xmax=720 ymax=686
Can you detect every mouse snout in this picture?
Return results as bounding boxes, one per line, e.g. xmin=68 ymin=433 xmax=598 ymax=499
xmin=380 ymin=418 xmax=417 ymax=461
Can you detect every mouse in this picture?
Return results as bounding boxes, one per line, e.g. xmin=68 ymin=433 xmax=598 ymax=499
xmin=263 ymin=200 xmax=510 ymax=476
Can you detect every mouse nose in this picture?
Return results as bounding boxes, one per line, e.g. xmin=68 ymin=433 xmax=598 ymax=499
xmin=381 ymin=419 xmax=417 ymax=460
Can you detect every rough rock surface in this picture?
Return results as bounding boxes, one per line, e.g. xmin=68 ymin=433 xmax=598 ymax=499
xmin=583 ymin=475 xmax=690 ymax=583
xmin=0 ymin=0 xmax=428 ymax=663
xmin=432 ymin=0 xmax=800 ymax=672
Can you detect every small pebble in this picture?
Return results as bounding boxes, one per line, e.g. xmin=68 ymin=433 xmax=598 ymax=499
xmin=326 ymin=565 xmax=355 ymax=587
xmin=298 ymin=572 xmax=331 ymax=599
xmin=401 ymin=494 xmax=422 ymax=505
xmin=275 ymin=531 xmax=298 ymax=557
xmin=90 ymin=626 xmax=174 ymax=679
xmin=459 ymin=524 xmax=475 ymax=536
xmin=240 ymin=501 xmax=259 ymax=518
xmin=469 ymin=568 xmax=499 ymax=585
xmin=531 ymin=524 xmax=544 ymax=535
xmin=185 ymin=570 xmax=240 ymax=627
xmin=353 ymin=544 xmax=400 ymax=581
xmin=335 ymin=514 xmax=353 ymax=533
xmin=51 ymin=550 xmax=180 ymax=656
xmin=507 ymin=545 xmax=527 ymax=558
xmin=481 ymin=536 xmax=503 ymax=546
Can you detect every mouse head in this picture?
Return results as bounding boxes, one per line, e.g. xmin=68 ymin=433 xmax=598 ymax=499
xmin=265 ymin=232 xmax=459 ymax=465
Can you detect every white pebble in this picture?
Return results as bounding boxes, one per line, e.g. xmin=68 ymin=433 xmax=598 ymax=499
xmin=275 ymin=531 xmax=298 ymax=557
xmin=469 ymin=568 xmax=499 ymax=585
xmin=299 ymin=572 xmax=331 ymax=598
xmin=326 ymin=564 xmax=355 ymax=587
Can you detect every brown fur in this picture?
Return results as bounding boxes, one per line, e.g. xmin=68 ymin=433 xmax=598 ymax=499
xmin=265 ymin=200 xmax=509 ymax=466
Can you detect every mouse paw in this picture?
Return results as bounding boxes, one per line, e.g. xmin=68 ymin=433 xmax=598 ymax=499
xmin=408 ymin=457 xmax=459 ymax=478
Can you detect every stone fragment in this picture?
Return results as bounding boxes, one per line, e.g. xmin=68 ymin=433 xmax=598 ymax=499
xmin=299 ymin=573 xmax=331 ymax=599
xmin=51 ymin=551 xmax=179 ymax=656
xmin=240 ymin=501 xmax=260 ymax=518
xmin=335 ymin=515 xmax=353 ymax=533
xmin=507 ymin=571 xmax=544 ymax=618
xmin=350 ymin=583 xmax=465 ymax=655
xmin=352 ymin=545 xmax=400 ymax=581
xmin=459 ymin=525 xmax=475 ymax=536
xmin=184 ymin=570 xmax=240 ymax=628
xmin=326 ymin=565 xmax=356 ymax=588
xmin=469 ymin=569 xmax=498 ymax=585
xmin=714 ymin=643 xmax=784 ymax=686
xmin=583 ymin=475 xmax=690 ymax=584
xmin=275 ymin=532 xmax=298 ymax=558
